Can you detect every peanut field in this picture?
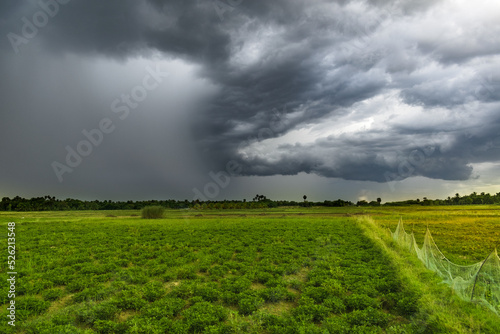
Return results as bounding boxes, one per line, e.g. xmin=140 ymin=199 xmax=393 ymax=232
xmin=1 ymin=207 xmax=499 ymax=333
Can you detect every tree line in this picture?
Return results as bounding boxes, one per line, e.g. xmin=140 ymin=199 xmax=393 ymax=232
xmin=0 ymin=195 xmax=352 ymax=211
xmin=0 ymin=191 xmax=499 ymax=211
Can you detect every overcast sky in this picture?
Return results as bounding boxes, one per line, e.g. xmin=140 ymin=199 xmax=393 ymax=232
xmin=1 ymin=0 xmax=500 ymax=202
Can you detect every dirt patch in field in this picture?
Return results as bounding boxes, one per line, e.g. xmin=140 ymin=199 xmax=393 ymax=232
xmin=117 ymin=310 xmax=139 ymax=322
xmin=165 ymin=281 xmax=181 ymax=291
xmin=260 ymin=301 xmax=296 ymax=316
xmin=250 ymin=283 xmax=266 ymax=290
xmin=47 ymin=292 xmax=73 ymax=313
xmin=283 ymin=266 xmax=309 ymax=282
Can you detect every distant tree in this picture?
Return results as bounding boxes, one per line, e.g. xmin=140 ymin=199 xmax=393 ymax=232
xmin=377 ymin=197 xmax=381 ymax=204
xmin=253 ymin=194 xmax=267 ymax=202
xmin=303 ymin=195 xmax=307 ymax=202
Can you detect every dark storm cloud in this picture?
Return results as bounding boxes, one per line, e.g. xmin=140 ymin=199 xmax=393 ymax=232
xmin=1 ymin=0 xmax=500 ymax=200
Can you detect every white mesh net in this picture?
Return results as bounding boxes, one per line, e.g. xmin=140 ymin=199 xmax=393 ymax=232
xmin=391 ymin=218 xmax=500 ymax=315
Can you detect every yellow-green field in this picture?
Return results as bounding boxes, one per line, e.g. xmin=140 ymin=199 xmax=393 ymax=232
xmin=0 ymin=206 xmax=499 ymax=333
xmin=368 ymin=205 xmax=500 ymax=264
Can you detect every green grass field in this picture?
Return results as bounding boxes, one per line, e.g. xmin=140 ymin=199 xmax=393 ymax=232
xmin=1 ymin=206 xmax=499 ymax=333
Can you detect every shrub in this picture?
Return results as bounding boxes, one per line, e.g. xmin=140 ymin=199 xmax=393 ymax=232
xmin=143 ymin=281 xmax=165 ymax=302
xmin=344 ymin=307 xmax=390 ymax=327
xmin=66 ymin=277 xmax=94 ymax=293
xmin=259 ymin=287 xmax=294 ymax=303
xmin=323 ymin=296 xmax=346 ymax=314
xmin=94 ymin=320 xmax=121 ymax=334
xmin=163 ymin=270 xmax=177 ymax=282
xmin=141 ymin=206 xmax=165 ymax=219
xmin=291 ymin=304 xmax=330 ymax=322
xmin=72 ymin=287 xmax=109 ymax=303
xmin=195 ymin=285 xmax=221 ymax=302
xmin=287 ymin=279 xmax=303 ymax=291
xmin=16 ymin=296 xmax=51 ymax=319
xmin=116 ymin=268 xmax=149 ymax=284
xmin=181 ymin=301 xmax=228 ymax=332
xmin=123 ymin=316 xmax=164 ymax=334
xmin=322 ymin=317 xmax=351 ymax=334
xmin=142 ymin=297 xmax=186 ymax=319
xmin=256 ymin=271 xmax=274 ymax=284
xmin=51 ymin=309 xmax=74 ymax=326
xmin=302 ymin=286 xmax=330 ymax=303
xmin=41 ymin=288 xmax=64 ymax=301
xmin=221 ymin=291 xmax=239 ymax=305
xmin=75 ymin=301 xmax=119 ymax=326
xmin=113 ymin=288 xmax=147 ymax=310
xmin=344 ymin=294 xmax=379 ymax=311
xmin=208 ymin=265 xmax=229 ymax=278
xmin=176 ymin=266 xmax=198 ymax=280
xmin=239 ymin=296 xmax=264 ymax=315
xmin=396 ymin=294 xmax=419 ymax=316
xmin=170 ymin=282 xmax=195 ymax=299
xmin=221 ymin=277 xmax=252 ymax=294
xmin=26 ymin=323 xmax=89 ymax=334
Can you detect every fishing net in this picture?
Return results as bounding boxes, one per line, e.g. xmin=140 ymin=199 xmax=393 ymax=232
xmin=391 ymin=218 xmax=500 ymax=315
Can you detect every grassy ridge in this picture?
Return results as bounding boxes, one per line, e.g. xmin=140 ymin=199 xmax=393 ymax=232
xmin=358 ymin=216 xmax=500 ymax=333
xmin=368 ymin=205 xmax=500 ymax=264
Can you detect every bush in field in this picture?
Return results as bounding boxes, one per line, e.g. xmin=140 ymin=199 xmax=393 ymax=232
xmin=72 ymin=286 xmax=110 ymax=303
xmin=221 ymin=291 xmax=239 ymax=306
xmin=221 ymin=277 xmax=252 ymax=294
xmin=323 ymin=296 xmax=346 ymax=314
xmin=113 ymin=288 xmax=147 ymax=310
xmin=239 ymin=296 xmax=265 ymax=315
xmin=259 ymin=287 xmax=294 ymax=303
xmin=142 ymin=297 xmax=186 ymax=319
xmin=141 ymin=206 xmax=165 ymax=219
xmin=344 ymin=294 xmax=379 ymax=311
xmin=194 ymin=285 xmax=221 ymax=302
xmin=302 ymin=286 xmax=330 ymax=303
xmin=75 ymin=301 xmax=119 ymax=326
xmin=25 ymin=323 xmax=89 ymax=334
xmin=123 ymin=316 xmax=164 ymax=334
xmin=143 ymin=281 xmax=166 ymax=302
xmin=344 ymin=307 xmax=390 ymax=327
xmin=396 ymin=294 xmax=419 ymax=316
xmin=16 ymin=296 xmax=51 ymax=319
xmin=41 ymin=288 xmax=64 ymax=301
xmin=292 ymin=303 xmax=330 ymax=323
xmin=181 ymin=301 xmax=228 ymax=332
